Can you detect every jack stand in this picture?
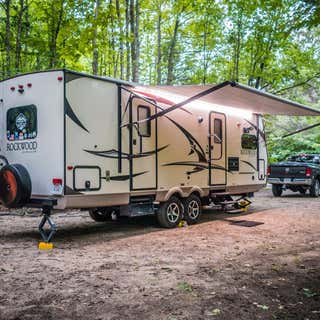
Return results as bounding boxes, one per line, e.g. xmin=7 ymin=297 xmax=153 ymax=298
xmin=38 ymin=206 xmax=56 ymax=250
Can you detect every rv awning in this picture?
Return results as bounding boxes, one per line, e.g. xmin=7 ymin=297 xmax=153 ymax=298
xmin=135 ymin=81 xmax=320 ymax=116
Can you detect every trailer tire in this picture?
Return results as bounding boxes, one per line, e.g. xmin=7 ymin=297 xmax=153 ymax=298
xmin=0 ymin=164 xmax=31 ymax=208
xmin=272 ymin=184 xmax=282 ymax=197
xmin=157 ymin=196 xmax=183 ymax=228
xmin=89 ymin=207 xmax=117 ymax=222
xmin=182 ymin=194 xmax=202 ymax=225
xmin=310 ymin=179 xmax=320 ymax=197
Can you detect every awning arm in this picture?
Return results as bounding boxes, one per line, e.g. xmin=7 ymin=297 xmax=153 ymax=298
xmin=282 ymin=122 xmax=320 ymax=138
xmin=125 ymin=81 xmax=231 ymax=127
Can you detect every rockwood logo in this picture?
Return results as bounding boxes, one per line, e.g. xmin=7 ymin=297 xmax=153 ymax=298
xmin=7 ymin=141 xmax=38 ymax=152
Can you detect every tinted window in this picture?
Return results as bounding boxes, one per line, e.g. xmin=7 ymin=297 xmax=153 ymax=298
xmin=7 ymin=105 xmax=37 ymax=141
xmin=137 ymin=106 xmax=151 ymax=137
xmin=287 ymin=155 xmax=319 ymax=163
xmin=214 ymin=118 xmax=222 ymax=143
xmin=241 ymin=133 xmax=257 ymax=150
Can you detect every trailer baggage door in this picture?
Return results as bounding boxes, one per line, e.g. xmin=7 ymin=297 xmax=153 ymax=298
xmin=130 ymin=98 xmax=157 ymax=190
xmin=209 ymin=112 xmax=226 ymax=185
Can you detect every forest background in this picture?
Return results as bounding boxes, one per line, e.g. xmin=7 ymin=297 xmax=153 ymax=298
xmin=1 ymin=0 xmax=320 ymax=161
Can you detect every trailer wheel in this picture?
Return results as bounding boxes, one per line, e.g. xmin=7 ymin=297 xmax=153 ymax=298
xmin=89 ymin=207 xmax=117 ymax=222
xmin=272 ymin=184 xmax=282 ymax=197
xmin=182 ymin=194 xmax=202 ymax=225
xmin=310 ymin=179 xmax=320 ymax=197
xmin=0 ymin=164 xmax=31 ymax=208
xmin=157 ymin=196 xmax=183 ymax=228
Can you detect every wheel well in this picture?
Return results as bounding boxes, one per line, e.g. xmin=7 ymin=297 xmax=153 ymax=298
xmin=190 ymin=191 xmax=201 ymax=199
xmin=170 ymin=192 xmax=183 ymax=200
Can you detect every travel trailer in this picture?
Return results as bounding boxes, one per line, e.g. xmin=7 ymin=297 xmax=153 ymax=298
xmin=0 ymin=70 xmax=319 ymax=241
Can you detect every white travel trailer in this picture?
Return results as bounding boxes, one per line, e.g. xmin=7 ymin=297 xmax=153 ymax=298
xmin=0 ymin=70 xmax=319 ymax=241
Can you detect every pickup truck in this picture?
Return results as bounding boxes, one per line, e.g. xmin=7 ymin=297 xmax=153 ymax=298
xmin=267 ymin=154 xmax=320 ymax=197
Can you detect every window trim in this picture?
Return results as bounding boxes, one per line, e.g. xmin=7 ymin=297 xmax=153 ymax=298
xmin=214 ymin=118 xmax=222 ymax=144
xmin=6 ymin=104 xmax=38 ymax=141
xmin=241 ymin=133 xmax=257 ymax=150
xmin=137 ymin=105 xmax=151 ymax=137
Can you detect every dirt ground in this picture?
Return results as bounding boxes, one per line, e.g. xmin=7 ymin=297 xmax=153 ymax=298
xmin=0 ymin=188 xmax=319 ymax=320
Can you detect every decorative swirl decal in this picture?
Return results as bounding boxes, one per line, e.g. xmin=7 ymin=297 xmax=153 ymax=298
xmin=163 ymin=161 xmax=232 ymax=174
xmin=84 ymin=145 xmax=169 ymax=159
xmin=102 ymin=171 xmax=149 ymax=181
xmin=65 ymin=99 xmax=90 ymax=133
xmin=241 ymin=160 xmax=257 ymax=171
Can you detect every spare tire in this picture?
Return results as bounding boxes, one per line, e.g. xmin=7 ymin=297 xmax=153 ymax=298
xmin=0 ymin=164 xmax=32 ymax=208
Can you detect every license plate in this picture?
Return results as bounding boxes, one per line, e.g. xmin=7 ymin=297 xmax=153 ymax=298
xmin=284 ymin=178 xmax=291 ymax=183
xmin=51 ymin=184 xmax=63 ymax=195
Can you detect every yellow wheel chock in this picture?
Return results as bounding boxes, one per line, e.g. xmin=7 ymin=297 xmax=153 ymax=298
xmin=38 ymin=242 xmax=54 ymax=250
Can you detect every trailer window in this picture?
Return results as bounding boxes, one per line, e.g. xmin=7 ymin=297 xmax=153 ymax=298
xmin=137 ymin=106 xmax=151 ymax=137
xmin=7 ymin=105 xmax=37 ymax=141
xmin=214 ymin=118 xmax=222 ymax=144
xmin=241 ymin=133 xmax=257 ymax=150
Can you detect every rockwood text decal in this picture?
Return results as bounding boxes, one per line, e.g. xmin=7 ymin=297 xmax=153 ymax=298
xmin=7 ymin=141 xmax=38 ymax=152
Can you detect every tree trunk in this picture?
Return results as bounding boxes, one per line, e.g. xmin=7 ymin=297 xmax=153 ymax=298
xmin=48 ymin=0 xmax=64 ymax=68
xmin=231 ymin=8 xmax=243 ymax=83
xmin=5 ymin=0 xmax=11 ymax=77
xmin=23 ymin=0 xmax=29 ymax=70
xmin=133 ymin=0 xmax=140 ymax=82
xmin=166 ymin=16 xmax=180 ymax=85
xmin=125 ymin=0 xmax=130 ymax=80
xmin=116 ymin=0 xmax=124 ymax=79
xmin=130 ymin=0 xmax=140 ymax=82
xmin=92 ymin=0 xmax=100 ymax=75
xmin=15 ymin=0 xmax=25 ymax=73
xmin=156 ymin=3 xmax=162 ymax=84
xmin=202 ymin=18 xmax=208 ymax=85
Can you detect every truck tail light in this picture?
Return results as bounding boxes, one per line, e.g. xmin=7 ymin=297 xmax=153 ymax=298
xmin=52 ymin=178 xmax=62 ymax=185
xmin=305 ymin=167 xmax=312 ymax=177
xmin=267 ymin=166 xmax=271 ymax=176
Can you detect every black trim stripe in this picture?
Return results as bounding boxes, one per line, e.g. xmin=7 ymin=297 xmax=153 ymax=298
xmin=241 ymin=160 xmax=257 ymax=171
xmin=104 ymin=171 xmax=148 ymax=181
xmin=84 ymin=145 xmax=168 ymax=159
xmin=65 ymin=99 xmax=89 ymax=133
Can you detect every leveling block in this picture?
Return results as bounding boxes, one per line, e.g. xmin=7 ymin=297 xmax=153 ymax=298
xmin=38 ymin=242 xmax=54 ymax=250
xmin=178 ymin=220 xmax=188 ymax=227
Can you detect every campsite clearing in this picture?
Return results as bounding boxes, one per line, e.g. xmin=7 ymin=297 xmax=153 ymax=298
xmin=0 ymin=188 xmax=319 ymax=320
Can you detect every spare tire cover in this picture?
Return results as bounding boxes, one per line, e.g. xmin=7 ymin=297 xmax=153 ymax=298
xmin=0 ymin=164 xmax=32 ymax=208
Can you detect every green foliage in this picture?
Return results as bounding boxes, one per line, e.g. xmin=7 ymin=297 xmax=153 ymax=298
xmin=1 ymin=0 xmax=320 ymax=159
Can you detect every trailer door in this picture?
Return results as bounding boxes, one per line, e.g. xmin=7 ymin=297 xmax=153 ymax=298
xmin=130 ymin=97 xmax=157 ymax=190
xmin=209 ymin=112 xmax=226 ymax=185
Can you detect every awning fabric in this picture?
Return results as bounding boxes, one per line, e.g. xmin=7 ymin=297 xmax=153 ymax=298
xmin=134 ymin=81 xmax=320 ymax=116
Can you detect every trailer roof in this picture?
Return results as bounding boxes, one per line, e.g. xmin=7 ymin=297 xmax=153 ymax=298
xmin=138 ymin=81 xmax=320 ymax=116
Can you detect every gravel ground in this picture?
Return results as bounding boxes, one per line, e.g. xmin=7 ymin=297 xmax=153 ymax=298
xmin=0 ymin=188 xmax=319 ymax=320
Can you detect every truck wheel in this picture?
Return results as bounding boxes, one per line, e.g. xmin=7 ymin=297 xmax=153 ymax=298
xmin=182 ymin=194 xmax=202 ymax=225
xmin=89 ymin=207 xmax=117 ymax=222
xmin=272 ymin=184 xmax=283 ymax=197
xmin=0 ymin=164 xmax=31 ymax=208
xmin=310 ymin=179 xmax=320 ymax=197
xmin=157 ymin=196 xmax=183 ymax=228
